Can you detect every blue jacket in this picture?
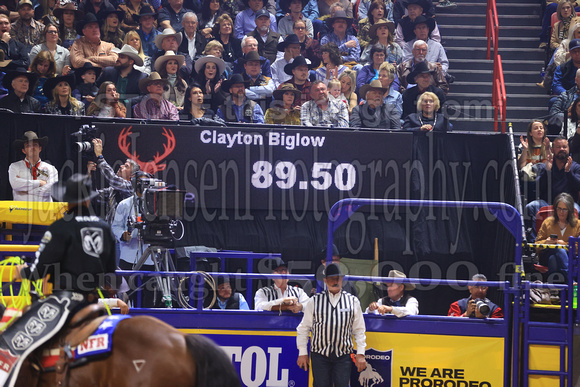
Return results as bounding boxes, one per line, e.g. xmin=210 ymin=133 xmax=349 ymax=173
xmin=552 ymin=60 xmax=580 ymax=95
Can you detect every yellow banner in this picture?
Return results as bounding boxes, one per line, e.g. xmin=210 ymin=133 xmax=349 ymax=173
xmin=0 ymin=201 xmax=66 ymax=225
xmin=362 ymin=332 xmax=504 ymax=387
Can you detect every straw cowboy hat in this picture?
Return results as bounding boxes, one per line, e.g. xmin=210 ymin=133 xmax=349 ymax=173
xmin=154 ymin=28 xmax=183 ymax=50
xmin=369 ymin=18 xmax=395 ymax=38
xmin=154 ymin=50 xmax=185 ymax=72
xmin=359 ymin=79 xmax=389 ymax=100
xmin=53 ymin=0 xmax=84 ymax=19
xmin=326 ymin=10 xmax=353 ymax=28
xmin=387 ymin=270 xmax=415 ymax=290
xmin=13 ymin=131 xmax=48 ymax=151
xmin=113 ymin=44 xmax=144 ymax=67
xmin=139 ymin=72 xmax=169 ymax=94
xmin=272 ymin=83 xmax=301 ymax=101
xmin=194 ymin=55 xmax=226 ymax=75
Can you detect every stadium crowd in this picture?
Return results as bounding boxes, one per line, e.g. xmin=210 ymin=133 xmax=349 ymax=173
xmin=0 ymin=0 xmax=455 ymax=130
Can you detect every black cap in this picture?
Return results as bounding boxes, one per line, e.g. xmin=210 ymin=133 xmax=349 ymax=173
xmin=269 ymin=257 xmax=287 ymax=271
xmin=324 ymin=263 xmax=344 ymax=278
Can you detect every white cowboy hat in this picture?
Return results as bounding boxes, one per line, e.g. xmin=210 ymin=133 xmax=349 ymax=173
xmin=112 ymin=45 xmax=144 ymax=67
xmin=193 ymin=55 xmax=226 ymax=76
xmin=154 ymin=50 xmax=185 ymax=72
xmin=154 ymin=29 xmax=183 ymax=50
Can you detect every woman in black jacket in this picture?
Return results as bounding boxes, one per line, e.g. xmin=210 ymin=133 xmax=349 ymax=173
xmin=403 ymin=91 xmax=450 ymax=132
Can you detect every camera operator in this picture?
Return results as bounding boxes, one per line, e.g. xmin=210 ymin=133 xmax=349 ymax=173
xmin=112 ymin=171 xmax=158 ymax=308
xmin=448 ymin=274 xmax=503 ymax=319
xmin=90 ymin=138 xmax=140 ymax=223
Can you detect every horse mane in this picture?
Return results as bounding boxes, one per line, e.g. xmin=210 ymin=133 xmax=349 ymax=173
xmin=185 ymin=334 xmax=241 ymax=387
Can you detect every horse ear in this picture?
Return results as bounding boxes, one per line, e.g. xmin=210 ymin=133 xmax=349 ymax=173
xmin=185 ymin=335 xmax=241 ymax=387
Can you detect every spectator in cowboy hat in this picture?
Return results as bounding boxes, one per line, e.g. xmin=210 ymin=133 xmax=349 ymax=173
xmin=265 ymin=83 xmax=301 ymax=125
xmin=280 ymin=55 xmax=312 ymax=108
xmin=402 ymin=15 xmax=448 ymax=74
xmin=241 ymin=50 xmax=274 ymax=102
xmin=360 ymin=18 xmax=401 ymax=65
xmin=217 ymin=73 xmax=265 ymax=123
xmin=100 ymin=9 xmax=125 ymax=49
xmin=277 ymin=0 xmax=313 ymax=38
xmin=232 ymin=35 xmax=272 ymax=77
xmin=134 ymin=6 xmax=160 ymax=57
xmin=69 ymin=13 xmax=118 ymax=69
xmin=271 ymin=33 xmax=302 ymax=87
xmin=10 ymin=0 xmax=45 ymax=53
xmin=394 ymin=0 xmax=440 ymax=47
xmin=397 ymin=40 xmax=448 ymax=93
xmin=366 ymin=270 xmax=419 ymax=317
xmin=192 ymin=54 xmax=227 ymax=111
xmin=8 ymin=131 xmax=58 ymax=202
xmin=351 ymin=79 xmax=400 ymax=129
xmin=77 ymin=0 xmax=116 ymax=23
xmin=158 ymin=0 xmax=195 ymax=32
xmin=133 ymin=71 xmax=179 ymax=120
xmin=155 ymin=50 xmax=188 ymax=110
xmin=0 ymin=67 xmax=40 ymax=112
xmin=43 ymin=73 xmax=85 ymax=116
xmin=0 ymin=12 xmax=29 ymax=69
xmin=246 ymin=9 xmax=282 ymax=64
xmin=234 ymin=0 xmax=278 ymax=39
xmin=53 ymin=1 xmax=84 ymax=50
xmin=72 ymin=62 xmax=101 ymax=106
xmin=150 ymin=28 xmax=192 ymax=80
xmin=401 ymin=60 xmax=445 ymax=118
xmin=117 ymin=0 xmax=155 ymax=32
xmin=320 ymin=10 xmax=361 ymax=67
xmin=97 ymin=44 xmax=146 ymax=102
xmin=254 ymin=257 xmax=310 ymax=312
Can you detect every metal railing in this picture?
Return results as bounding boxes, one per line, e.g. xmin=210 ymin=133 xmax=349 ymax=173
xmin=486 ymin=0 xmax=507 ymax=133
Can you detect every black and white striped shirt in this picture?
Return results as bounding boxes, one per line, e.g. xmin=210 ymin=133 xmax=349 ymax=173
xmin=297 ymin=290 xmax=366 ymax=358
xmin=254 ymin=284 xmax=310 ymax=311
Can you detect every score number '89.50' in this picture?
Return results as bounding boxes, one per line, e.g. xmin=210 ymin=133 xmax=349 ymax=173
xmin=251 ymin=161 xmax=356 ymax=191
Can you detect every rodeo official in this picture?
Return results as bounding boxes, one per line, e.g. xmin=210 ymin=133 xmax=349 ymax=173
xmin=0 ymin=174 xmax=117 ymax=387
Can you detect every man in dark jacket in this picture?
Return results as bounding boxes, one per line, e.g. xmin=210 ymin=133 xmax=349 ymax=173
xmin=246 ymin=9 xmax=281 ymax=64
xmin=0 ymin=13 xmax=29 ymax=70
xmin=448 ymin=274 xmax=503 ymax=319
xmin=211 ymin=276 xmax=250 ymax=310
xmin=0 ymin=174 xmax=117 ymax=387
xmin=553 ymin=38 xmax=580 ymax=95
xmin=96 ymin=44 xmax=146 ymax=103
xmin=351 ymin=79 xmax=400 ymax=129
xmin=0 ymin=67 xmax=40 ymax=112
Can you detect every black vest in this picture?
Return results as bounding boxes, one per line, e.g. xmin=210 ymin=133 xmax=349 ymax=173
xmin=380 ymin=293 xmax=412 ymax=307
xmin=218 ymin=97 xmax=258 ymax=123
xmin=211 ymin=293 xmax=241 ymax=309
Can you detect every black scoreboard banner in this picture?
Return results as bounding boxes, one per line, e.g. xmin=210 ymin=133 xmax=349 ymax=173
xmin=96 ymin=123 xmax=414 ymax=212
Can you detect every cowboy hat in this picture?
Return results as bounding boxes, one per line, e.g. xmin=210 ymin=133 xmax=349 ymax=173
xmin=326 ymin=10 xmax=353 ymax=28
xmin=369 ymin=18 xmax=395 ymax=38
xmin=132 ymin=5 xmax=157 ymax=21
xmin=51 ymin=173 xmax=99 ymax=204
xmin=406 ymin=60 xmax=435 ymax=84
xmin=73 ymin=62 xmax=102 ymax=83
xmin=2 ymin=67 xmax=38 ymax=94
xmin=240 ymin=50 xmax=266 ymax=64
xmin=154 ymin=28 xmax=183 ymax=50
xmin=53 ymin=0 xmax=84 ymax=19
xmin=277 ymin=34 xmax=301 ymax=52
xmin=405 ymin=0 xmax=430 ymax=11
xmin=76 ymin=13 xmax=100 ymax=36
xmin=359 ymin=79 xmax=389 ymax=100
xmin=194 ymin=55 xmax=226 ymax=75
xmin=412 ymin=15 xmax=436 ymax=34
xmin=154 ymin=50 xmax=185 ymax=72
xmin=43 ymin=74 xmax=76 ymax=100
xmin=283 ymin=55 xmax=312 ymax=75
xmin=139 ymin=72 xmax=169 ymax=94
xmin=113 ymin=44 xmax=145 ymax=67
xmin=13 ymin=131 xmax=48 ymax=151
xmin=222 ymin=73 xmax=249 ymax=91
xmin=272 ymin=83 xmax=301 ymax=100
xmin=101 ymin=8 xmax=125 ymax=23
xmin=324 ymin=263 xmax=344 ymax=278
xmin=386 ymin=270 xmax=415 ymax=290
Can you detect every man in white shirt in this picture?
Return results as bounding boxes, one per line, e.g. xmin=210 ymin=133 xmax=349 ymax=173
xmin=366 ymin=270 xmax=419 ymax=317
xmin=296 ymin=263 xmax=367 ymax=387
xmin=271 ymin=33 xmax=302 ymax=87
xmin=254 ymin=257 xmax=309 ymax=312
xmin=8 ymin=131 xmax=58 ymax=202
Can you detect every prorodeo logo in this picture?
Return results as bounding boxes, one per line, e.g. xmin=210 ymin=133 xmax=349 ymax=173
xmin=9 ymin=206 xmax=32 ymax=213
xmin=351 ymin=348 xmax=392 ymax=387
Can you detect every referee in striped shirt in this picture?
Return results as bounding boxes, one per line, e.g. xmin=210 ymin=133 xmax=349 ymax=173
xmin=296 ymin=263 xmax=367 ymax=386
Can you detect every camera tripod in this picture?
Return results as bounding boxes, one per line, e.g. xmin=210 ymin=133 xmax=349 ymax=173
xmin=132 ymin=245 xmax=177 ymax=308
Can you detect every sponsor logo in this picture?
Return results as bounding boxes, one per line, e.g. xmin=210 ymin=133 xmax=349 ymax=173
xmin=11 ymin=332 xmax=33 ymax=350
xmin=38 ymin=304 xmax=59 ymax=321
xmin=9 ymin=206 xmax=32 ymax=213
xmin=80 ymin=227 xmax=104 ymax=258
xmin=25 ymin=318 xmax=46 ymax=336
xmin=352 ymin=348 xmax=392 ymax=387
xmin=0 ymin=349 xmax=18 ymax=372
xmin=77 ymin=334 xmax=108 ymax=355
xmin=222 ymin=345 xmax=289 ymax=386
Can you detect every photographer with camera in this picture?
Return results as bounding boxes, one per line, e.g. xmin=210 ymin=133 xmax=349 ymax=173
xmin=89 ymin=137 xmax=140 ymax=223
xmin=448 ymin=274 xmax=503 ymax=319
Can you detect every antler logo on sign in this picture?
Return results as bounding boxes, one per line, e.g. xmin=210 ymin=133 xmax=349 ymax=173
xmin=118 ymin=126 xmax=176 ymax=174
